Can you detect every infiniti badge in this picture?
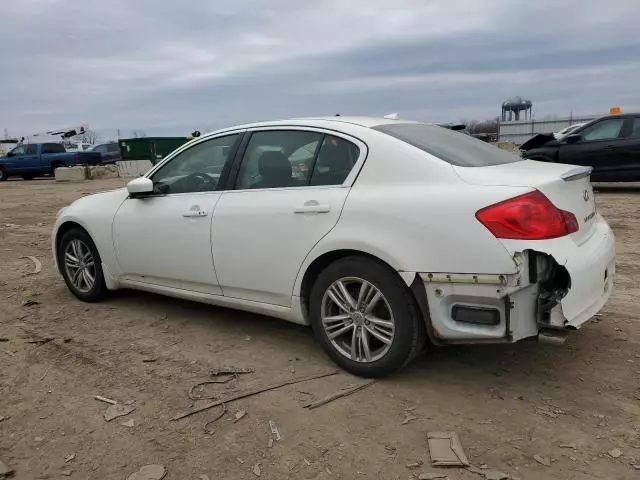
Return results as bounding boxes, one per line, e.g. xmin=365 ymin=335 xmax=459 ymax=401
xmin=583 ymin=189 xmax=590 ymax=202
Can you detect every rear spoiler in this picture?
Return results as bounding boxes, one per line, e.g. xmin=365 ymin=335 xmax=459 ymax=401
xmin=560 ymin=166 xmax=592 ymax=182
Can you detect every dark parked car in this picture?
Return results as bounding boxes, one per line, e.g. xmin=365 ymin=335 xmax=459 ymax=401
xmin=90 ymin=142 xmax=121 ymax=164
xmin=520 ymin=113 xmax=640 ymax=182
xmin=0 ymin=143 xmax=101 ymax=181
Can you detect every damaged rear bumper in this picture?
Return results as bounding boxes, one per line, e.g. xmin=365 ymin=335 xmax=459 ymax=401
xmin=417 ymin=215 xmax=615 ymax=344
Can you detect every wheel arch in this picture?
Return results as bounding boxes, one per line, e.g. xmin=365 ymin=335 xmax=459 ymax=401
xmin=298 ymin=248 xmax=416 ymax=319
xmin=54 ymin=220 xmax=94 ymax=273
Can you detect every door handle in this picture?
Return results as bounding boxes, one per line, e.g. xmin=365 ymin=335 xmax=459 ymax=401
xmin=294 ymin=200 xmax=331 ymax=214
xmin=182 ymin=206 xmax=208 ymax=218
xmin=603 ymin=145 xmax=616 ymax=150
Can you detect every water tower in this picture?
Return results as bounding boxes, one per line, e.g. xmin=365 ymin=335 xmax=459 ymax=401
xmin=501 ymin=96 xmax=532 ymax=121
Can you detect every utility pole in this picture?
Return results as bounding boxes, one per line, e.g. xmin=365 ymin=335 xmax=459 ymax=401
xmin=3 ymin=128 xmax=7 ymax=140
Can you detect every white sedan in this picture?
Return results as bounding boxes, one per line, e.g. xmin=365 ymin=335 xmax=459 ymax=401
xmin=53 ymin=117 xmax=615 ymax=377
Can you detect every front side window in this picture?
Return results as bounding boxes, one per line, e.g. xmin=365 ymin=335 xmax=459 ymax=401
xmin=151 ymin=134 xmax=239 ymax=195
xmin=581 ymin=118 xmax=625 ymax=141
xmin=10 ymin=146 xmax=25 ymax=156
xmin=236 ymin=130 xmax=323 ymax=189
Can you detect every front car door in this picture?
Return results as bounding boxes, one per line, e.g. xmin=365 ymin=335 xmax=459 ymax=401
xmin=211 ymin=128 xmax=366 ymax=306
xmin=558 ymin=117 xmax=626 ymax=181
xmin=112 ymin=132 xmax=242 ymax=294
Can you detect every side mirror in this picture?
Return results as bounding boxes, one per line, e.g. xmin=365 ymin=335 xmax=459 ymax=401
xmin=565 ymin=134 xmax=582 ymax=144
xmin=126 ymin=177 xmax=154 ymax=197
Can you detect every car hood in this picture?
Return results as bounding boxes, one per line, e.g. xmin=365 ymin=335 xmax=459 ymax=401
xmin=519 ymin=133 xmax=556 ymax=151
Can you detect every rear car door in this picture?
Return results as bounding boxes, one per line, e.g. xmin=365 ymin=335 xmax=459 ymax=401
xmin=211 ymin=128 xmax=366 ymax=306
xmin=558 ymin=117 xmax=626 ymax=181
xmin=609 ymin=116 xmax=640 ymax=181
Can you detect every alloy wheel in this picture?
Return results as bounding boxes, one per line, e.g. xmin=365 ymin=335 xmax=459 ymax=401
xmin=64 ymin=239 xmax=97 ymax=294
xmin=320 ymin=277 xmax=395 ymax=363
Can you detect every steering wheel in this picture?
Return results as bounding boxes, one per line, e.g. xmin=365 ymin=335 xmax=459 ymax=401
xmin=183 ymin=172 xmax=216 ymax=191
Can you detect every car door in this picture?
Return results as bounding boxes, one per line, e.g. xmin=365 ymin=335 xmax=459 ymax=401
xmin=112 ymin=132 xmax=243 ymax=294
xmin=212 ymin=128 xmax=366 ymax=306
xmin=18 ymin=144 xmax=41 ymax=173
xmin=558 ymin=117 xmax=626 ymax=181
xmin=610 ymin=116 xmax=640 ymax=181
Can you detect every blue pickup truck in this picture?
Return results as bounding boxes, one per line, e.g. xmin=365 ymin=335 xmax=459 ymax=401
xmin=0 ymin=142 xmax=101 ymax=181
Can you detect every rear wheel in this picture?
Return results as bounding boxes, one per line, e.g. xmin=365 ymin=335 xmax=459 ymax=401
xmin=0 ymin=167 xmax=7 ymax=181
xmin=51 ymin=162 xmax=65 ymax=175
xmin=57 ymin=228 xmax=108 ymax=302
xmin=310 ymin=256 xmax=425 ymax=378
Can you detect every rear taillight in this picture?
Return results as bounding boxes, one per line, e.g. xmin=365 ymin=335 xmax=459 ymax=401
xmin=476 ymin=190 xmax=579 ymax=240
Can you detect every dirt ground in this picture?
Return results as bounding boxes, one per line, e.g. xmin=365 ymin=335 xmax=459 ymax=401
xmin=1 ymin=177 xmax=639 ymax=480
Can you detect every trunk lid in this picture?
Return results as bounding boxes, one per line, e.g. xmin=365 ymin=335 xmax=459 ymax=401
xmin=454 ymin=160 xmax=597 ymax=244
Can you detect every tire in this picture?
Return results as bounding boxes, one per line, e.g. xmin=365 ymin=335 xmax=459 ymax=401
xmin=57 ymin=228 xmax=108 ymax=302
xmin=0 ymin=167 xmax=7 ymax=181
xmin=310 ymin=256 xmax=425 ymax=378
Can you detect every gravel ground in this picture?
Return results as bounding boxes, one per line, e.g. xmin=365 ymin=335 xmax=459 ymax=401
xmin=1 ymin=177 xmax=639 ymax=480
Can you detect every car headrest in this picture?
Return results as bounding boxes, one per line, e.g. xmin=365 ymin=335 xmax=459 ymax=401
xmin=258 ymin=151 xmax=291 ymax=179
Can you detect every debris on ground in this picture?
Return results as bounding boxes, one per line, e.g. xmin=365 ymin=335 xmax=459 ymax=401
xmin=61 ymin=469 xmax=72 ymax=476
xmin=21 ymin=299 xmax=40 ymax=307
xmin=39 ymin=366 xmax=51 ymax=381
xmin=535 ymin=405 xmax=564 ymax=418
xmin=427 ymin=432 xmax=469 ymax=467
xmin=21 ymin=256 xmax=42 ymax=275
xmin=172 ymin=371 xmax=338 ymax=421
xmin=199 ymin=475 xmax=211 ymax=480
xmin=0 ymin=459 xmax=14 ymax=478
xmin=483 ymin=470 xmax=510 ymax=480
xmin=94 ymin=395 xmax=118 ymax=405
xmin=210 ymin=366 xmax=254 ymax=376
xmin=252 ymin=463 xmax=261 ymax=477
xmin=406 ymin=461 xmax=423 ymax=469
xmin=418 ymin=473 xmax=448 ymax=480
xmin=269 ymin=420 xmax=281 ymax=441
xmin=26 ymin=336 xmax=53 ymax=346
xmin=608 ymin=448 xmax=622 ymax=459
xmin=189 ymin=379 xmax=234 ymax=400
xmin=533 ymin=455 xmax=551 ymax=466
xmin=203 ymin=404 xmax=227 ymax=435
xmin=122 ymin=419 xmax=135 ymax=428
xmin=233 ymin=410 xmax=247 ymax=423
xmin=64 ymin=453 xmax=76 ymax=463
xmin=303 ymin=458 xmax=311 ymax=466
xmin=103 ymin=403 xmax=135 ymax=422
xmin=402 ymin=413 xmax=418 ymax=425
xmin=303 ymin=380 xmax=376 ymax=409
xmin=142 ymin=358 xmax=157 ymax=363
xmin=126 ymin=464 xmax=166 ymax=480
xmin=559 ymin=443 xmax=576 ymax=449
xmin=0 ymin=338 xmax=8 ymax=342
xmin=0 ymin=416 xmax=8 ymax=423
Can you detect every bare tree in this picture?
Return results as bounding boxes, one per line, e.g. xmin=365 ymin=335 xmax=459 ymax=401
xmin=131 ymin=130 xmax=147 ymax=138
xmin=78 ymin=129 xmax=99 ymax=145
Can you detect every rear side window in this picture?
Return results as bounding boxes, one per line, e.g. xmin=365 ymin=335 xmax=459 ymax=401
xmin=42 ymin=143 xmax=65 ymax=154
xmin=373 ymin=123 xmax=521 ymax=167
xmin=309 ymin=135 xmax=360 ymax=186
xmin=630 ymin=118 xmax=640 ymax=138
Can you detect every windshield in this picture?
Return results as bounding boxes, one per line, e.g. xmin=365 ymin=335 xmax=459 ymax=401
xmin=373 ymin=123 xmax=521 ymax=167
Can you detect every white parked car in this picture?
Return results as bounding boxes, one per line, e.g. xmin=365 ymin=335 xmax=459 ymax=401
xmin=53 ymin=117 xmax=615 ymax=377
xmin=553 ymin=123 xmax=586 ymax=139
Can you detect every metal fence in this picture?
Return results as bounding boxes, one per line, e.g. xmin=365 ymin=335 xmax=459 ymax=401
xmin=498 ymin=115 xmax=597 ymax=145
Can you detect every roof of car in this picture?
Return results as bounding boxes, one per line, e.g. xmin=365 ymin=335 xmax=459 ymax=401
xmin=205 ymin=116 xmax=422 ymax=137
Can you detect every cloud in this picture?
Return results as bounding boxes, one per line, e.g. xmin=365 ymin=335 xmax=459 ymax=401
xmin=0 ymin=0 xmax=638 ymax=139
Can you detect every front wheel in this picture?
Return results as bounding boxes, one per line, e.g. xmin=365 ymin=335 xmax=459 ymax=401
xmin=310 ymin=256 xmax=425 ymax=378
xmin=57 ymin=228 xmax=108 ymax=302
xmin=0 ymin=167 xmax=7 ymax=181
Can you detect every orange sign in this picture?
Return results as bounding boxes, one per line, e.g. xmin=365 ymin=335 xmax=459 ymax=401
xmin=609 ymin=106 xmax=621 ymax=115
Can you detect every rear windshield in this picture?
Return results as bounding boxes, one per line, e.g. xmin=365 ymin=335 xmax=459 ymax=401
xmin=373 ymin=123 xmax=521 ymax=167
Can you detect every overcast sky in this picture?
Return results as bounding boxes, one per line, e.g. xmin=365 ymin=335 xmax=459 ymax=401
xmin=2 ymin=0 xmax=639 ymax=140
